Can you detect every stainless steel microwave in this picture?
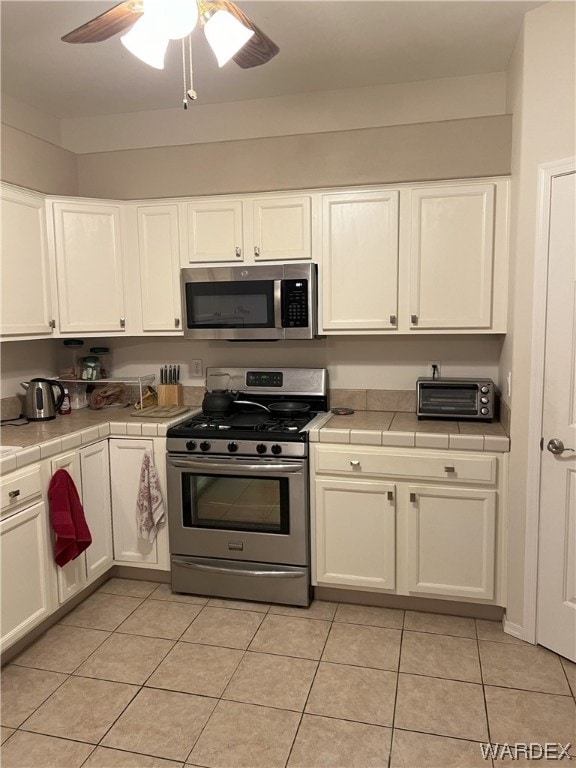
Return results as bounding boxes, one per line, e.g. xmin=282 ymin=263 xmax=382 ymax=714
xmin=416 ymin=377 xmax=498 ymax=421
xmin=181 ymin=263 xmax=319 ymax=340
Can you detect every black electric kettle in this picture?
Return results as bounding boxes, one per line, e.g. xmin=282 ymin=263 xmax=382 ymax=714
xmin=20 ymin=378 xmax=66 ymax=421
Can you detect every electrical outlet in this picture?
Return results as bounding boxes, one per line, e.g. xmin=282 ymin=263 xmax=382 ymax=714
xmin=427 ymin=361 xmax=441 ymax=379
xmin=190 ymin=359 xmax=203 ymax=378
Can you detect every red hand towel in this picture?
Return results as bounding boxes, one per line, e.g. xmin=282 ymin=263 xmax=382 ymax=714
xmin=48 ymin=468 xmax=92 ymax=567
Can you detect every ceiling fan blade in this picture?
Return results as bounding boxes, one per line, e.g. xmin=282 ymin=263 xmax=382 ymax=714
xmin=220 ymin=1 xmax=279 ymax=68
xmin=61 ymin=1 xmax=143 ymax=44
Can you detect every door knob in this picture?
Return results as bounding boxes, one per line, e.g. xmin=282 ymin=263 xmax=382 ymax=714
xmin=547 ymin=438 xmax=575 ymax=455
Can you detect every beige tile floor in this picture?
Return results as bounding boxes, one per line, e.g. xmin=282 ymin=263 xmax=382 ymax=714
xmin=1 ymin=577 xmax=575 ymax=768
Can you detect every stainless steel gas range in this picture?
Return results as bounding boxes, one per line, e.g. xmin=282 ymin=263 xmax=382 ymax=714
xmin=166 ymin=367 xmax=329 ymax=606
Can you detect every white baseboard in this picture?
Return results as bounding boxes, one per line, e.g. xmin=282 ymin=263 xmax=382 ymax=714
xmin=503 ymin=616 xmax=528 ymax=642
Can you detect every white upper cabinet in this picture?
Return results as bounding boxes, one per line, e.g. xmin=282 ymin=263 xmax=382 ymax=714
xmin=51 ymin=200 xmax=126 ymax=333
xmin=321 ymin=190 xmax=399 ymax=331
xmin=186 ymin=199 xmax=244 ymax=263
xmin=136 ymin=204 xmax=182 ymax=332
xmin=0 ymin=184 xmax=55 ymax=337
xmin=251 ymin=196 xmax=312 ymax=261
xmin=184 ymin=195 xmax=312 ymax=265
xmin=406 ymin=183 xmax=496 ymax=330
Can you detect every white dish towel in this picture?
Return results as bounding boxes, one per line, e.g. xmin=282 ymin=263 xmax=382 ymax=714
xmin=136 ymin=449 xmax=166 ymax=543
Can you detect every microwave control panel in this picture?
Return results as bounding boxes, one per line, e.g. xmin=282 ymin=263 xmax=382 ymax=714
xmin=282 ymin=280 xmax=309 ymax=327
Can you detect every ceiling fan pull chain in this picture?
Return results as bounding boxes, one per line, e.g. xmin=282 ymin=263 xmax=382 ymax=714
xmin=182 ymin=38 xmax=188 ymax=109
xmin=188 ymin=34 xmax=198 ymax=101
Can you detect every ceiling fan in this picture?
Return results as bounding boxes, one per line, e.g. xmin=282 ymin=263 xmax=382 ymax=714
xmin=61 ymin=0 xmax=279 ymax=70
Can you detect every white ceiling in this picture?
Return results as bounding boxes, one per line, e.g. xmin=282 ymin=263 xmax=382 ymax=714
xmin=1 ymin=0 xmax=542 ymax=120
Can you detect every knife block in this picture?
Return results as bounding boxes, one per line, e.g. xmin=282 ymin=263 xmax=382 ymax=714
xmin=157 ymin=384 xmax=183 ymax=407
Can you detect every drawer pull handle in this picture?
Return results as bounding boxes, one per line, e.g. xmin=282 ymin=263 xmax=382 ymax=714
xmin=410 ymin=492 xmax=417 ymax=502
xmin=350 ymin=460 xmax=360 ymax=467
xmin=387 ymin=491 xmax=394 ymax=501
xmin=8 ymin=489 xmax=20 ymax=498
xmin=444 ymin=466 xmax=455 ymax=473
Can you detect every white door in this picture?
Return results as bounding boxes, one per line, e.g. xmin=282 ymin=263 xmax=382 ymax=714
xmin=186 ymin=200 xmax=244 ymax=263
xmin=109 ymin=438 xmax=158 ymax=564
xmin=251 ymin=196 xmax=312 ymax=261
xmin=314 ymin=478 xmax=396 ymax=590
xmin=537 ymin=169 xmax=576 ymax=660
xmin=408 ymin=183 xmax=495 ymax=330
xmin=50 ymin=451 xmax=87 ymax=603
xmin=321 ymin=190 xmax=399 ymax=332
xmin=52 ymin=201 xmax=126 ymax=333
xmin=405 ymin=484 xmax=496 ymax=600
xmin=0 ymin=186 xmax=54 ymax=336
xmin=80 ymin=441 xmax=113 ymax=579
xmin=136 ymin=204 xmax=183 ymax=332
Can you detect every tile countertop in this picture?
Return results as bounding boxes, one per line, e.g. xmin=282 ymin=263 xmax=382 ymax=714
xmin=308 ymin=411 xmax=510 ymax=452
xmin=0 ymin=407 xmax=198 ymax=474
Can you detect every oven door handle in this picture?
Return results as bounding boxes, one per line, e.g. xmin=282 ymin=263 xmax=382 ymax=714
xmin=172 ymin=559 xmax=305 ymax=579
xmin=168 ymin=458 xmax=303 ymax=473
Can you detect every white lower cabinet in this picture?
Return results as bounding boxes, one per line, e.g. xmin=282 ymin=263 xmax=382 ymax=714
xmin=405 ymin=484 xmax=496 ymax=600
xmin=315 ymin=478 xmax=396 ymax=590
xmin=50 ymin=443 xmax=113 ymax=603
xmin=0 ymin=500 xmax=52 ymax=652
xmin=109 ymin=438 xmax=158 ymax=565
xmin=312 ymin=444 xmax=504 ymax=604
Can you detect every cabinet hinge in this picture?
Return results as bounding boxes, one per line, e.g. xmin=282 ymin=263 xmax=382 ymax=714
xmin=387 ymin=491 xmax=394 ymax=501
xmin=389 ymin=314 xmax=397 ymax=326
xmin=410 ymin=314 xmax=418 ymax=326
xmin=120 ymin=318 xmax=126 ymax=328
xmin=49 ymin=319 xmax=56 ymax=329
xmin=235 ymin=246 xmax=242 ymax=258
xmin=540 ymin=437 xmax=544 ymax=451
xmin=409 ymin=492 xmax=417 ymax=502
xmin=175 ymin=318 xmax=180 ymax=328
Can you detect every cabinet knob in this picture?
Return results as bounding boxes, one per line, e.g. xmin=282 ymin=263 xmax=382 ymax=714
xmin=389 ymin=314 xmax=397 ymax=326
xmin=410 ymin=314 xmax=418 ymax=326
xmin=254 ymin=246 xmax=260 ymax=257
xmin=444 ymin=466 xmax=455 ymax=473
xmin=174 ymin=318 xmax=180 ymax=328
xmin=120 ymin=318 xmax=126 ymax=328
xmin=350 ymin=460 xmax=360 ymax=467
xmin=235 ymin=247 xmax=242 ymax=258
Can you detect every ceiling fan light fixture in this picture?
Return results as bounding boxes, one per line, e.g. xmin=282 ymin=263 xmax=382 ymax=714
xmin=144 ymin=0 xmax=199 ymax=41
xmin=203 ymin=8 xmax=254 ymax=67
xmin=120 ymin=15 xmax=169 ymax=69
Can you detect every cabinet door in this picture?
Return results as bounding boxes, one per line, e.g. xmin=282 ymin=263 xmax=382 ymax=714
xmin=52 ymin=201 xmax=126 ymax=333
xmin=80 ymin=442 xmax=113 ymax=579
xmin=109 ymin=438 xmax=158 ymax=564
xmin=321 ymin=191 xmax=399 ymax=331
xmin=315 ymin=478 xmax=396 ymax=590
xmin=252 ymin=196 xmax=312 ymax=261
xmin=186 ymin=200 xmax=244 ymax=263
xmin=405 ymin=484 xmax=496 ymax=599
xmin=137 ymin=205 xmax=182 ymax=332
xmin=408 ymin=184 xmax=495 ymax=330
xmin=51 ymin=452 xmax=86 ymax=603
xmin=1 ymin=186 xmax=54 ymax=336
xmin=0 ymin=501 xmax=52 ymax=651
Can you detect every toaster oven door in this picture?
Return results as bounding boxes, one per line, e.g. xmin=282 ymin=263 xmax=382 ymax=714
xmin=418 ymin=383 xmax=479 ymax=417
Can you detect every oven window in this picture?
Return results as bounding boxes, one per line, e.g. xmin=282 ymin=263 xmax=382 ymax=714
xmin=185 ymin=280 xmax=274 ymax=329
xmin=420 ymin=384 xmax=478 ymax=414
xmin=182 ymin=473 xmax=290 ymax=534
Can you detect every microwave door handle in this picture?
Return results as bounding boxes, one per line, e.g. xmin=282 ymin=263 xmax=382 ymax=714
xmin=168 ymin=458 xmax=303 ymax=473
xmin=274 ymin=280 xmax=283 ymax=328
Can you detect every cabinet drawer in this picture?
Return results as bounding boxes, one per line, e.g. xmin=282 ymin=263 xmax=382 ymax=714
xmin=1 ymin=465 xmax=42 ymax=515
xmin=315 ymin=447 xmax=497 ymax=484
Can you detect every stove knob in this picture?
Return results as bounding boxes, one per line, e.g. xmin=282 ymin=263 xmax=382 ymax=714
xmin=228 ymin=442 xmax=238 ymax=453
xmin=271 ymin=444 xmax=282 ymax=455
xmin=256 ymin=443 xmax=267 ymax=454
xmin=480 ymin=407 xmax=489 ymax=415
xmin=185 ymin=440 xmax=197 ymax=451
xmin=199 ymin=441 xmax=211 ymax=452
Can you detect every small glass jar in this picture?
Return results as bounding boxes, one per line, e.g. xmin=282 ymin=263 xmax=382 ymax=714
xmin=80 ymin=356 xmax=101 ymax=381
xmin=89 ymin=347 xmax=112 ymax=379
xmin=68 ymin=383 xmax=88 ymax=410
xmin=59 ymin=339 xmax=84 ymax=379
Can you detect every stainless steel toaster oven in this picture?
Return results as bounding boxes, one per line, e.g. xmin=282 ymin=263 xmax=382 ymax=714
xmin=416 ymin=378 xmax=498 ymax=421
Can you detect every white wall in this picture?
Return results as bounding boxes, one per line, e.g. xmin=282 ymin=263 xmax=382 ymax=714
xmin=500 ymin=0 xmax=576 ymax=628
xmin=0 ymin=340 xmax=58 ymax=398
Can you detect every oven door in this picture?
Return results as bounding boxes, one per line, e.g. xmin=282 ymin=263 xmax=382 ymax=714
xmin=167 ymin=454 xmax=309 ymax=565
